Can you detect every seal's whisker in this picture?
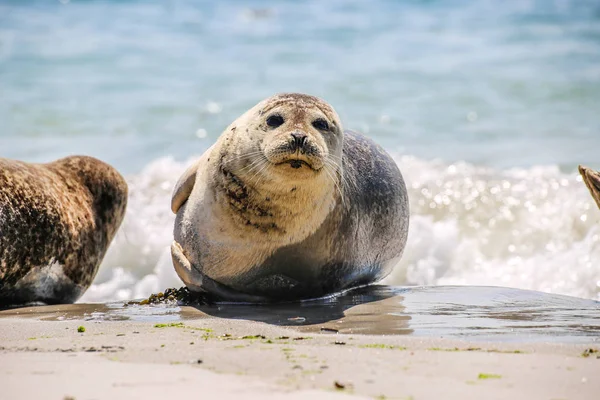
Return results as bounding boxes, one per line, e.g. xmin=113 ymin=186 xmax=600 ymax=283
xmin=324 ymin=158 xmax=341 ymax=170
xmin=248 ymin=161 xmax=271 ymax=187
xmin=238 ymin=157 xmax=267 ymax=175
xmin=238 ymin=153 xmax=270 ymax=175
xmin=324 ymin=159 xmax=349 ymax=203
xmin=248 ymin=159 xmax=269 ymax=186
xmin=328 ymin=153 xmax=344 ymax=164
xmin=325 ymin=159 xmax=350 ymax=191
xmin=245 ymin=157 xmax=269 ymax=182
xmin=324 ymin=159 xmax=343 ymax=181
xmin=224 ymin=151 xmax=265 ymax=167
xmin=323 ymin=163 xmax=345 ymax=207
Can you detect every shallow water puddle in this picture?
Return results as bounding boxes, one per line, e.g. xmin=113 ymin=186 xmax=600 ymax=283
xmin=2 ymin=286 xmax=598 ymax=343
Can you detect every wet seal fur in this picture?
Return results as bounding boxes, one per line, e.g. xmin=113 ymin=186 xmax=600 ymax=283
xmin=579 ymin=165 xmax=600 ymax=210
xmin=171 ymin=93 xmax=409 ymax=302
xmin=0 ymin=156 xmax=128 ymax=305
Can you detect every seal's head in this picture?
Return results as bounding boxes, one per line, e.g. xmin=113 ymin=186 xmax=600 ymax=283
xmin=222 ymin=93 xmax=344 ymax=186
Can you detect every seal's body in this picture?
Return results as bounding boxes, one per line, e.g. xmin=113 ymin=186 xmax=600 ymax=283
xmin=0 ymin=156 xmax=128 ymax=305
xmin=171 ymin=93 xmax=409 ymax=302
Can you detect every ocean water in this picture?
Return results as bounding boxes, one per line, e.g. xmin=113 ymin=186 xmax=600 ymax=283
xmin=1 ymin=0 xmax=599 ymax=302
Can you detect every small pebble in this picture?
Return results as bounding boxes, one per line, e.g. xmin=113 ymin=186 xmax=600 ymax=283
xmin=334 ymin=381 xmax=346 ymax=389
xmin=321 ymin=327 xmax=339 ymax=333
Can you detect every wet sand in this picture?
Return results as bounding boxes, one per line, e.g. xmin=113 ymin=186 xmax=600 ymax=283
xmin=1 ymin=286 xmax=599 ymax=399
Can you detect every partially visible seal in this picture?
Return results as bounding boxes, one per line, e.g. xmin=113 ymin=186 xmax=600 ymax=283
xmin=171 ymin=93 xmax=409 ymax=302
xmin=579 ymin=165 xmax=600 ymax=210
xmin=0 ymin=156 xmax=128 ymax=305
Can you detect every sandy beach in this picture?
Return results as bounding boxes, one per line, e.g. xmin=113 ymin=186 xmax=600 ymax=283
xmin=1 ymin=299 xmax=598 ymax=400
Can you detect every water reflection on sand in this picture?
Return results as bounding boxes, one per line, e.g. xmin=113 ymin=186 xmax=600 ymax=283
xmin=1 ymin=286 xmax=598 ymax=343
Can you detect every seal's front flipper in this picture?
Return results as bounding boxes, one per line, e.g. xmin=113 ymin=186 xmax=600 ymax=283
xmin=171 ymin=240 xmax=204 ymax=292
xmin=171 ymin=161 xmax=199 ymax=213
xmin=579 ymin=165 xmax=600 ymax=210
xmin=170 ymin=240 xmax=268 ymax=303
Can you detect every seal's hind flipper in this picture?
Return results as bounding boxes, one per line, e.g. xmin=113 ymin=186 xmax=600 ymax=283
xmin=171 ymin=161 xmax=198 ymax=213
xmin=171 ymin=241 xmax=205 ymax=292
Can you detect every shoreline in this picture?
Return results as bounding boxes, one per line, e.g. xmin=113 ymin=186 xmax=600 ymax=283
xmin=1 ymin=301 xmax=599 ymax=399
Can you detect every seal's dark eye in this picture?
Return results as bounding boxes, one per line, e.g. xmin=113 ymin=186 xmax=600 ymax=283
xmin=312 ymin=118 xmax=329 ymax=131
xmin=266 ymin=115 xmax=284 ymax=128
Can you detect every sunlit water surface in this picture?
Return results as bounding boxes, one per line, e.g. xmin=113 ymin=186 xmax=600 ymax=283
xmin=3 ymin=286 xmax=599 ymax=343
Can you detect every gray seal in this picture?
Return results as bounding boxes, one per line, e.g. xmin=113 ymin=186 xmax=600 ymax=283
xmin=171 ymin=93 xmax=409 ymax=302
xmin=0 ymin=156 xmax=128 ymax=305
xmin=579 ymin=165 xmax=600 ymax=209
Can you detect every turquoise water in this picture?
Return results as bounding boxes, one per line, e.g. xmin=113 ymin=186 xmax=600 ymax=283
xmin=1 ymin=0 xmax=600 ymax=302
xmin=2 ymin=0 xmax=600 ymax=171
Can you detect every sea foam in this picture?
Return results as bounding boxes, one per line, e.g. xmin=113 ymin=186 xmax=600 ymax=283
xmin=79 ymin=155 xmax=600 ymax=302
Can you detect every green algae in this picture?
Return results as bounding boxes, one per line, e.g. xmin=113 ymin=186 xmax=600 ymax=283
xmin=153 ymin=322 xmax=184 ymax=328
xmin=136 ymin=287 xmax=211 ymax=306
xmin=360 ymin=344 xmax=406 ymax=350
xmin=428 ymin=347 xmax=525 ymax=354
xmin=240 ymin=335 xmax=266 ymax=340
xmin=478 ymin=373 xmax=502 ymax=380
xmin=581 ymin=348 xmax=598 ymax=358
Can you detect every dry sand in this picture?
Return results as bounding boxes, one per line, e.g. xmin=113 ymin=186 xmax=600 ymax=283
xmin=1 ymin=303 xmax=599 ymax=400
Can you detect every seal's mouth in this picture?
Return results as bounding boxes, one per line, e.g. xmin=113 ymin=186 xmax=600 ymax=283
xmin=277 ymin=159 xmax=313 ymax=170
xmin=263 ymin=141 xmax=325 ymax=171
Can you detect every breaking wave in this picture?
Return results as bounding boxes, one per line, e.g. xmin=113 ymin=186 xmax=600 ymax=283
xmin=80 ymin=155 xmax=600 ymax=302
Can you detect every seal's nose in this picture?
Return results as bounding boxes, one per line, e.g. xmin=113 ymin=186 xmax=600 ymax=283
xmin=290 ymin=132 xmax=307 ymax=151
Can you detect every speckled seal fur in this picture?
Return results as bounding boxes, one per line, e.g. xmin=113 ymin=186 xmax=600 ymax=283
xmin=0 ymin=156 xmax=128 ymax=305
xmin=171 ymin=93 xmax=409 ymax=302
xmin=579 ymin=165 xmax=600 ymax=210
